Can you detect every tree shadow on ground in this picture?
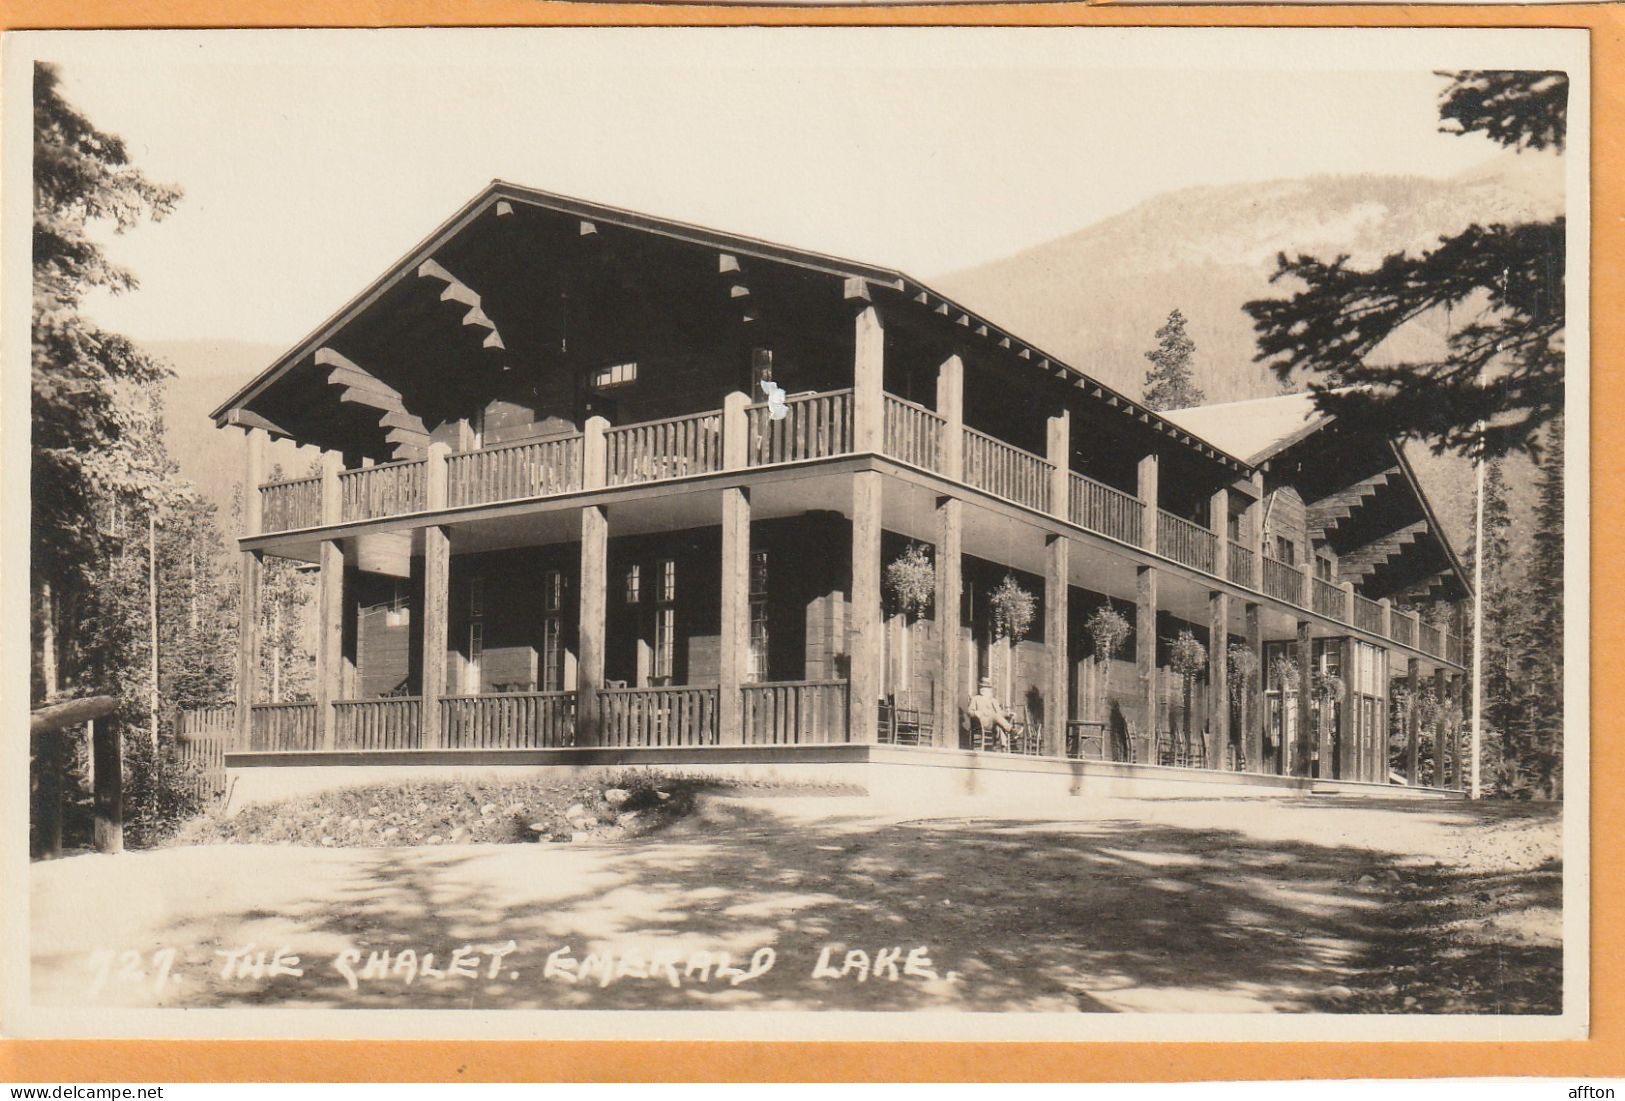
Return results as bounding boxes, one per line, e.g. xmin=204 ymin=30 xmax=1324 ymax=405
xmin=136 ymin=797 xmax=1562 ymax=1013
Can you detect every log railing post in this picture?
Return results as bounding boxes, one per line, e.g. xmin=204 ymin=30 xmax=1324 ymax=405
xmin=1044 ymin=533 xmax=1069 ymax=756
xmin=1295 ymin=619 xmax=1314 ymax=777
xmin=934 ymin=496 xmax=962 ymax=750
xmin=718 ymin=486 xmax=751 ymax=744
xmin=849 ymin=471 xmax=883 ymax=742
xmin=577 ymin=505 xmax=608 ymax=744
xmin=851 ymin=287 xmax=884 ymax=453
xmin=92 ymin=717 xmax=123 ymax=854
xmin=1137 ymin=454 xmax=1159 ymax=553
xmin=1136 ymin=565 xmax=1158 ymax=758
xmin=723 ymin=391 xmax=750 ymax=472
xmin=936 ymin=354 xmax=964 ymax=481
xmin=582 ymin=416 xmax=608 ymax=492
xmin=1047 ymin=410 xmax=1070 ymax=522
xmin=1209 ymin=489 xmax=1229 ymax=581
xmin=1208 ymin=590 xmax=1229 ymax=769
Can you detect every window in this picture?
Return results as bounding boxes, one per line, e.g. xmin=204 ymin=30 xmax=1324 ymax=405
xmin=1316 ymin=554 xmax=1334 ymax=581
xmin=1227 ymin=512 xmax=1243 ymax=543
xmin=1274 ymin=536 xmax=1297 ymax=565
xmin=468 ymin=577 xmax=485 ymax=618
xmin=624 ymin=564 xmax=641 ymax=604
xmin=748 ymin=550 xmax=769 ymax=681
xmin=589 ymin=361 xmax=638 ymax=389
xmin=654 ymin=558 xmax=678 ymax=683
xmin=543 ymin=570 xmax=563 ymax=615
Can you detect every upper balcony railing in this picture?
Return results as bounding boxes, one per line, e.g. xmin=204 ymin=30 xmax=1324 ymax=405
xmin=882 ymin=394 xmax=945 ymax=474
xmin=1070 ymin=473 xmax=1143 ymax=546
xmin=340 ymin=459 xmax=426 ymax=522
xmin=1261 ymin=555 xmax=1304 ymax=606
xmin=249 ymin=385 xmax=1459 ymax=665
xmin=962 ymin=427 xmax=1052 ymax=512
xmin=748 ymin=389 xmax=853 ymax=466
xmin=1227 ymin=541 xmax=1255 ymax=588
xmin=1312 ymin=577 xmax=1345 ymax=620
xmin=447 ymin=434 xmax=584 ymax=508
xmin=1156 ymin=510 xmax=1216 ymax=574
xmin=604 ymin=409 xmax=723 ymax=486
xmin=259 ymin=476 xmax=322 ymax=534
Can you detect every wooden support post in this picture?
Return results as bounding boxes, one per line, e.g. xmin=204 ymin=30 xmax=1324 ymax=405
xmin=853 ymin=304 xmax=885 ymax=453
xmin=244 ymin=427 xmax=266 ymax=537
xmin=319 ymin=450 xmax=342 ymax=526
xmin=1319 ymin=640 xmax=1338 ymax=780
xmin=236 ymin=550 xmax=261 ymax=746
xmin=718 ymin=487 xmax=751 ymax=744
xmin=722 ymin=391 xmax=750 ymax=472
xmin=1406 ymin=655 xmax=1422 ymax=786
xmin=849 ymin=471 xmax=883 ymax=743
xmin=1379 ymin=597 xmax=1393 ymax=639
xmin=1138 ymin=454 xmax=1159 ymax=553
xmin=936 ymin=354 xmax=964 ymax=481
xmin=425 ymin=441 xmax=450 ymax=511
xmin=420 ymin=524 xmax=450 ymax=749
xmin=1136 ymin=565 xmax=1158 ymax=757
xmin=1044 ymin=534 xmax=1069 ymax=757
xmin=1336 ymin=638 xmax=1356 ymax=781
xmin=1245 ymin=602 xmax=1264 ymax=772
xmin=1295 ymin=620 xmax=1314 ymax=777
xmin=934 ymin=496 xmax=963 ymax=750
xmin=1047 ymin=410 xmax=1070 ymax=521
xmin=1208 ymin=590 xmax=1229 ymax=769
xmin=1340 ymin=581 xmax=1356 ymax=626
xmin=1435 ymin=666 xmax=1451 ymax=789
xmin=582 ymin=416 xmax=609 ymax=491
xmin=91 ymin=718 xmax=123 ymax=855
xmin=1209 ymin=490 xmax=1229 ymax=581
xmin=577 ymin=505 xmax=608 ymax=744
xmin=315 ymin=539 xmax=345 ymax=750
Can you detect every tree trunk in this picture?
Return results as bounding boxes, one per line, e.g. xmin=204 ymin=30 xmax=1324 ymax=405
xmin=36 ymin=575 xmax=58 ymax=704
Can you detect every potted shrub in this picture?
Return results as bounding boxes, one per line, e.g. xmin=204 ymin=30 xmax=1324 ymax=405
xmin=1226 ymin=643 xmax=1259 ymax=769
xmin=1084 ymin=604 xmax=1131 ymax=723
xmin=883 ymin=543 xmax=934 ymax=708
xmin=1167 ymin=629 xmax=1207 ymax=760
xmin=988 ymin=573 xmax=1035 ymax=703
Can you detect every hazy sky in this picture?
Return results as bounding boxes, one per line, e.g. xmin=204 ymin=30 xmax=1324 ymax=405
xmin=8 ymin=27 xmax=1582 ymax=348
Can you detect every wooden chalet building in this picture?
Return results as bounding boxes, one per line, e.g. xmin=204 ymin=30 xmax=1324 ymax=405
xmin=204 ymin=182 xmax=1471 ymax=801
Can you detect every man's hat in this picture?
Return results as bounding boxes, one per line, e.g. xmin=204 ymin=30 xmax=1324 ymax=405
xmin=978 ymin=677 xmax=994 ymax=690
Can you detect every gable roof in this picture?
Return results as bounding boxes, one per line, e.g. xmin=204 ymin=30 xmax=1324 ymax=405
xmin=209 ymin=180 xmax=1251 ymax=473
xmin=1161 ymin=391 xmax=1335 ymax=466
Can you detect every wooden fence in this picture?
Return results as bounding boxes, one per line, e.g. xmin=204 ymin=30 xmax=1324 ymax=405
xmin=882 ymin=394 xmax=944 ymax=473
xmin=339 ymin=459 xmax=426 ymax=521
xmin=441 ymin=692 xmax=577 ymax=748
xmin=259 ymin=476 xmax=322 ymax=533
xmin=1228 ymin=541 xmax=1256 ymax=587
xmin=596 ymin=685 xmax=719 ymax=746
xmin=1070 ymin=473 xmax=1143 ymax=545
xmin=962 ymin=427 xmax=1051 ymax=511
xmin=333 ymin=697 xmax=423 ymax=750
xmin=604 ymin=410 xmax=722 ymax=486
xmin=741 ymin=680 xmax=848 ymax=745
xmin=249 ymin=702 xmax=319 ymax=751
xmin=746 ymin=389 xmax=853 ymax=466
xmin=1157 ymin=511 xmax=1216 ymax=573
xmin=1261 ymin=556 xmax=1303 ymax=605
xmin=447 ymin=435 xmax=583 ymax=507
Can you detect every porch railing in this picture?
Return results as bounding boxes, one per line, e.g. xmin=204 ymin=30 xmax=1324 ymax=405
xmin=1312 ymin=577 xmax=1344 ymax=620
xmin=746 ymin=389 xmax=853 ymax=466
xmin=339 ymin=459 xmax=427 ymax=522
xmin=882 ymin=394 xmax=944 ymax=473
xmin=1228 ymin=541 xmax=1256 ymax=587
xmin=741 ymin=680 xmax=849 ymax=745
xmin=259 ymin=476 xmax=322 ymax=533
xmin=1157 ymin=510 xmax=1217 ymax=574
xmin=248 ymin=702 xmax=319 ymax=751
xmin=604 ymin=410 xmax=723 ymax=486
xmin=1391 ymin=610 xmax=1417 ymax=648
xmin=1070 ymin=473 xmax=1143 ymax=545
xmin=1354 ymin=594 xmax=1384 ymax=634
xmin=962 ymin=427 xmax=1052 ymax=512
xmin=1419 ymin=621 xmax=1443 ymax=659
xmin=334 ymin=697 xmax=423 ymax=750
xmin=596 ymin=685 xmax=719 ymax=746
xmin=447 ymin=435 xmax=584 ymax=507
xmin=1261 ymin=556 xmax=1303 ymax=605
xmin=441 ymin=691 xmax=577 ymax=748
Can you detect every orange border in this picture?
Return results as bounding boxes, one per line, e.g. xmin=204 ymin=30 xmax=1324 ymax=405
xmin=2 ymin=1 xmax=1618 ymax=1082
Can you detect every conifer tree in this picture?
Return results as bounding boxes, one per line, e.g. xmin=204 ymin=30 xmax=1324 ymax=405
xmin=1142 ymin=308 xmax=1205 ymax=410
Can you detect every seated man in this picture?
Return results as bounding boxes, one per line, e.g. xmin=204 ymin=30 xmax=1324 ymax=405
xmin=966 ymin=678 xmax=1014 ymax=750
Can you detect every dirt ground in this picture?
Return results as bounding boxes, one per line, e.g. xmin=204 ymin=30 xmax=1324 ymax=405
xmin=29 ymin=793 xmax=1562 ymax=1013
